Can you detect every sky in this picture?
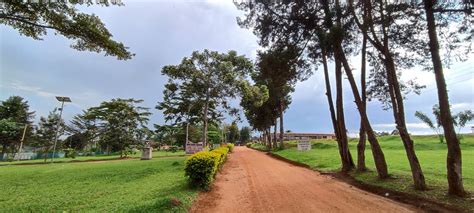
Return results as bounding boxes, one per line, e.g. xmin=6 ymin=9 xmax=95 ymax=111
xmin=1 ymin=0 xmax=473 ymax=137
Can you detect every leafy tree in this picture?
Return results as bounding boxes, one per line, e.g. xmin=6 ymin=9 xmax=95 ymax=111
xmin=0 ymin=96 xmax=35 ymax=157
xmin=415 ymin=108 xmax=444 ymax=144
xmin=0 ymin=1 xmax=133 ymax=60
xmin=255 ymin=46 xmax=309 ymax=148
xmin=88 ymin=98 xmax=150 ymax=157
xmin=239 ymin=126 xmax=251 ymax=144
xmin=226 ymin=122 xmax=240 ymax=144
xmin=453 ymin=110 xmax=473 ymax=137
xmin=158 ymin=50 xmax=253 ymax=146
xmin=66 ymin=110 xmax=100 ymax=150
xmin=236 ymin=0 xmax=387 ymax=176
xmin=64 ymin=133 xmax=88 ymax=151
xmin=416 ymin=106 xmax=474 ymax=144
xmin=32 ymin=108 xmax=64 ymax=162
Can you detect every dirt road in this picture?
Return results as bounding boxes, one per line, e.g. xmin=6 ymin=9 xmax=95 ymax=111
xmin=190 ymin=146 xmax=416 ymax=213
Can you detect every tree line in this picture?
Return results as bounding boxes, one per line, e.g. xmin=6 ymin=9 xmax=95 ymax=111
xmin=234 ymin=0 xmax=472 ymax=197
xmin=1 ymin=0 xmax=472 ymax=197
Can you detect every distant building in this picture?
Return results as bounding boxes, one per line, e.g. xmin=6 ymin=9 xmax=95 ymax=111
xmin=471 ymin=126 xmax=474 ymax=134
xmin=276 ymin=132 xmax=336 ymax=141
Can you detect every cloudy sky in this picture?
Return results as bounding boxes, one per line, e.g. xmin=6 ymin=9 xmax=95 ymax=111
xmin=1 ymin=0 xmax=473 ymax=136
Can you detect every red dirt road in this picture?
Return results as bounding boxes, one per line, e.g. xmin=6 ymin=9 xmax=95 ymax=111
xmin=190 ymin=146 xmax=416 ymax=213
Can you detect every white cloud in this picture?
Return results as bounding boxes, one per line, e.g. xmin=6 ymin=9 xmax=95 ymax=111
xmin=9 ymin=80 xmax=59 ymax=98
xmin=451 ymin=102 xmax=473 ymax=111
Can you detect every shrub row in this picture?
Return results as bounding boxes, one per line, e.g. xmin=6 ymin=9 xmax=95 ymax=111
xmin=184 ymin=144 xmax=233 ymax=189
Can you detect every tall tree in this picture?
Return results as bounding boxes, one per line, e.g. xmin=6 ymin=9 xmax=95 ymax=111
xmin=0 ymin=1 xmax=133 ymax=60
xmin=236 ymin=1 xmax=388 ymax=175
xmin=227 ymin=122 xmax=240 ymax=144
xmin=0 ymin=96 xmax=35 ymax=157
xmin=349 ymin=0 xmax=428 ymax=189
xmin=158 ymin=50 xmax=253 ymax=146
xmin=255 ymin=46 xmax=309 ymax=148
xmin=423 ymin=0 xmax=472 ymax=196
xmin=32 ymin=108 xmax=64 ymax=162
xmin=240 ymin=126 xmax=252 ymax=144
xmin=88 ymin=98 xmax=150 ymax=157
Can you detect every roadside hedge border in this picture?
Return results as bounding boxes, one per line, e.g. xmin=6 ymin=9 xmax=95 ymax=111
xmin=184 ymin=144 xmax=233 ymax=189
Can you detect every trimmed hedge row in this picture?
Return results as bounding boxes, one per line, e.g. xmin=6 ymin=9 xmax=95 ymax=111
xmin=184 ymin=144 xmax=233 ymax=189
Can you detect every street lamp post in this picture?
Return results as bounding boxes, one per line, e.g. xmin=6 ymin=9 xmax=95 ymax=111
xmin=51 ymin=96 xmax=71 ymax=162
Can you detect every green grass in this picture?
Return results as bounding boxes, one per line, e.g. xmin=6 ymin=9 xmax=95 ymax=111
xmin=0 ymin=157 xmax=197 ymax=212
xmin=271 ymin=134 xmax=474 ymax=210
xmin=0 ymin=150 xmax=186 ymax=166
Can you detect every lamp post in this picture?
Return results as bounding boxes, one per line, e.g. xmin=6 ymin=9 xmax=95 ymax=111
xmin=51 ymin=96 xmax=71 ymax=162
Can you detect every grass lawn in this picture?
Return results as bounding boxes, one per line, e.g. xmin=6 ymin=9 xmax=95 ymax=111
xmin=263 ymin=134 xmax=474 ymax=210
xmin=0 ymin=157 xmax=197 ymax=212
xmin=0 ymin=150 xmax=186 ymax=166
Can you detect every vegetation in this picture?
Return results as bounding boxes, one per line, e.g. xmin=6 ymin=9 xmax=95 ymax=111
xmin=0 ymin=157 xmax=197 ymax=212
xmin=0 ymin=150 xmax=185 ymax=166
xmin=236 ymin=0 xmax=473 ymax=195
xmin=184 ymin=145 xmax=231 ymax=189
xmin=157 ymin=50 xmax=253 ymax=146
xmin=0 ymin=1 xmax=133 ymax=60
xmin=269 ymin=135 xmax=474 ymax=210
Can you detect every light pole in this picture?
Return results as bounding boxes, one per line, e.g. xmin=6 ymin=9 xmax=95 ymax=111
xmin=51 ymin=96 xmax=71 ymax=162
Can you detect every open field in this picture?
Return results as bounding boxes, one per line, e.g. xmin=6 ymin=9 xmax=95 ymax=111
xmin=0 ymin=157 xmax=197 ymax=212
xmin=0 ymin=150 xmax=186 ymax=166
xmin=256 ymin=135 xmax=474 ymax=210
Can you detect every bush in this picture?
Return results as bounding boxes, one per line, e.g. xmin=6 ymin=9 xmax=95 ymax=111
xmin=226 ymin=143 xmax=235 ymax=152
xmin=184 ymin=145 xmax=232 ymax=189
xmin=64 ymin=148 xmax=77 ymax=159
xmin=184 ymin=151 xmax=221 ymax=189
xmin=212 ymin=146 xmax=229 ymax=166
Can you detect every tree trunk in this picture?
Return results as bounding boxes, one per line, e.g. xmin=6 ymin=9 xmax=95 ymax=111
xmin=279 ymin=100 xmax=284 ymax=148
xmin=357 ymin=34 xmax=368 ymax=172
xmin=384 ymin=53 xmax=427 ymax=190
xmin=335 ymin=44 xmax=388 ymax=179
xmin=322 ymin=50 xmax=345 ymax=169
xmin=273 ymin=121 xmax=278 ymax=148
xmin=335 ymin=60 xmax=355 ymax=172
xmin=0 ymin=143 xmax=7 ymax=160
xmin=202 ymin=101 xmax=209 ymax=148
xmin=424 ymin=0 xmax=465 ymax=197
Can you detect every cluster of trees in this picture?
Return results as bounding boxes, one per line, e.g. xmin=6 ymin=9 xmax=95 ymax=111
xmin=0 ymin=96 xmax=152 ymax=160
xmin=235 ymin=1 xmax=472 ymax=196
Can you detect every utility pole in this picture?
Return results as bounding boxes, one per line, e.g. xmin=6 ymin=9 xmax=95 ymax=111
xmin=51 ymin=96 xmax=71 ymax=162
xmin=16 ymin=124 xmax=28 ymax=161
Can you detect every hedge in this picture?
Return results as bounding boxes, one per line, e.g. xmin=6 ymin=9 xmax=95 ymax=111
xmin=184 ymin=144 xmax=232 ymax=189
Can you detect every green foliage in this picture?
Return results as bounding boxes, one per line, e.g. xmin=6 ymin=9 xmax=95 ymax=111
xmin=157 ymin=49 xmax=253 ymax=145
xmin=184 ymin=151 xmax=221 ymax=189
xmin=226 ymin=122 xmax=240 ymax=143
xmin=0 ymin=1 xmax=133 ymax=60
xmin=239 ymin=126 xmax=252 ymax=144
xmin=31 ymin=108 xmax=65 ymax=154
xmin=226 ymin=143 xmax=235 ymax=153
xmin=184 ymin=146 xmax=230 ymax=189
xmin=88 ymin=98 xmax=150 ymax=154
xmin=0 ymin=96 xmax=34 ymax=154
xmin=63 ymin=148 xmax=77 ymax=159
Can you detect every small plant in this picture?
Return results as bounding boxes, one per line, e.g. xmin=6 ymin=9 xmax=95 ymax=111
xmin=226 ymin=143 xmax=235 ymax=152
xmin=64 ymin=148 xmax=77 ymax=159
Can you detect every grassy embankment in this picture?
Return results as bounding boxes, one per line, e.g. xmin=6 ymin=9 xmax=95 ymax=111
xmin=0 ymin=156 xmax=197 ymax=212
xmin=0 ymin=150 xmax=186 ymax=166
xmin=252 ymin=135 xmax=474 ymax=210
